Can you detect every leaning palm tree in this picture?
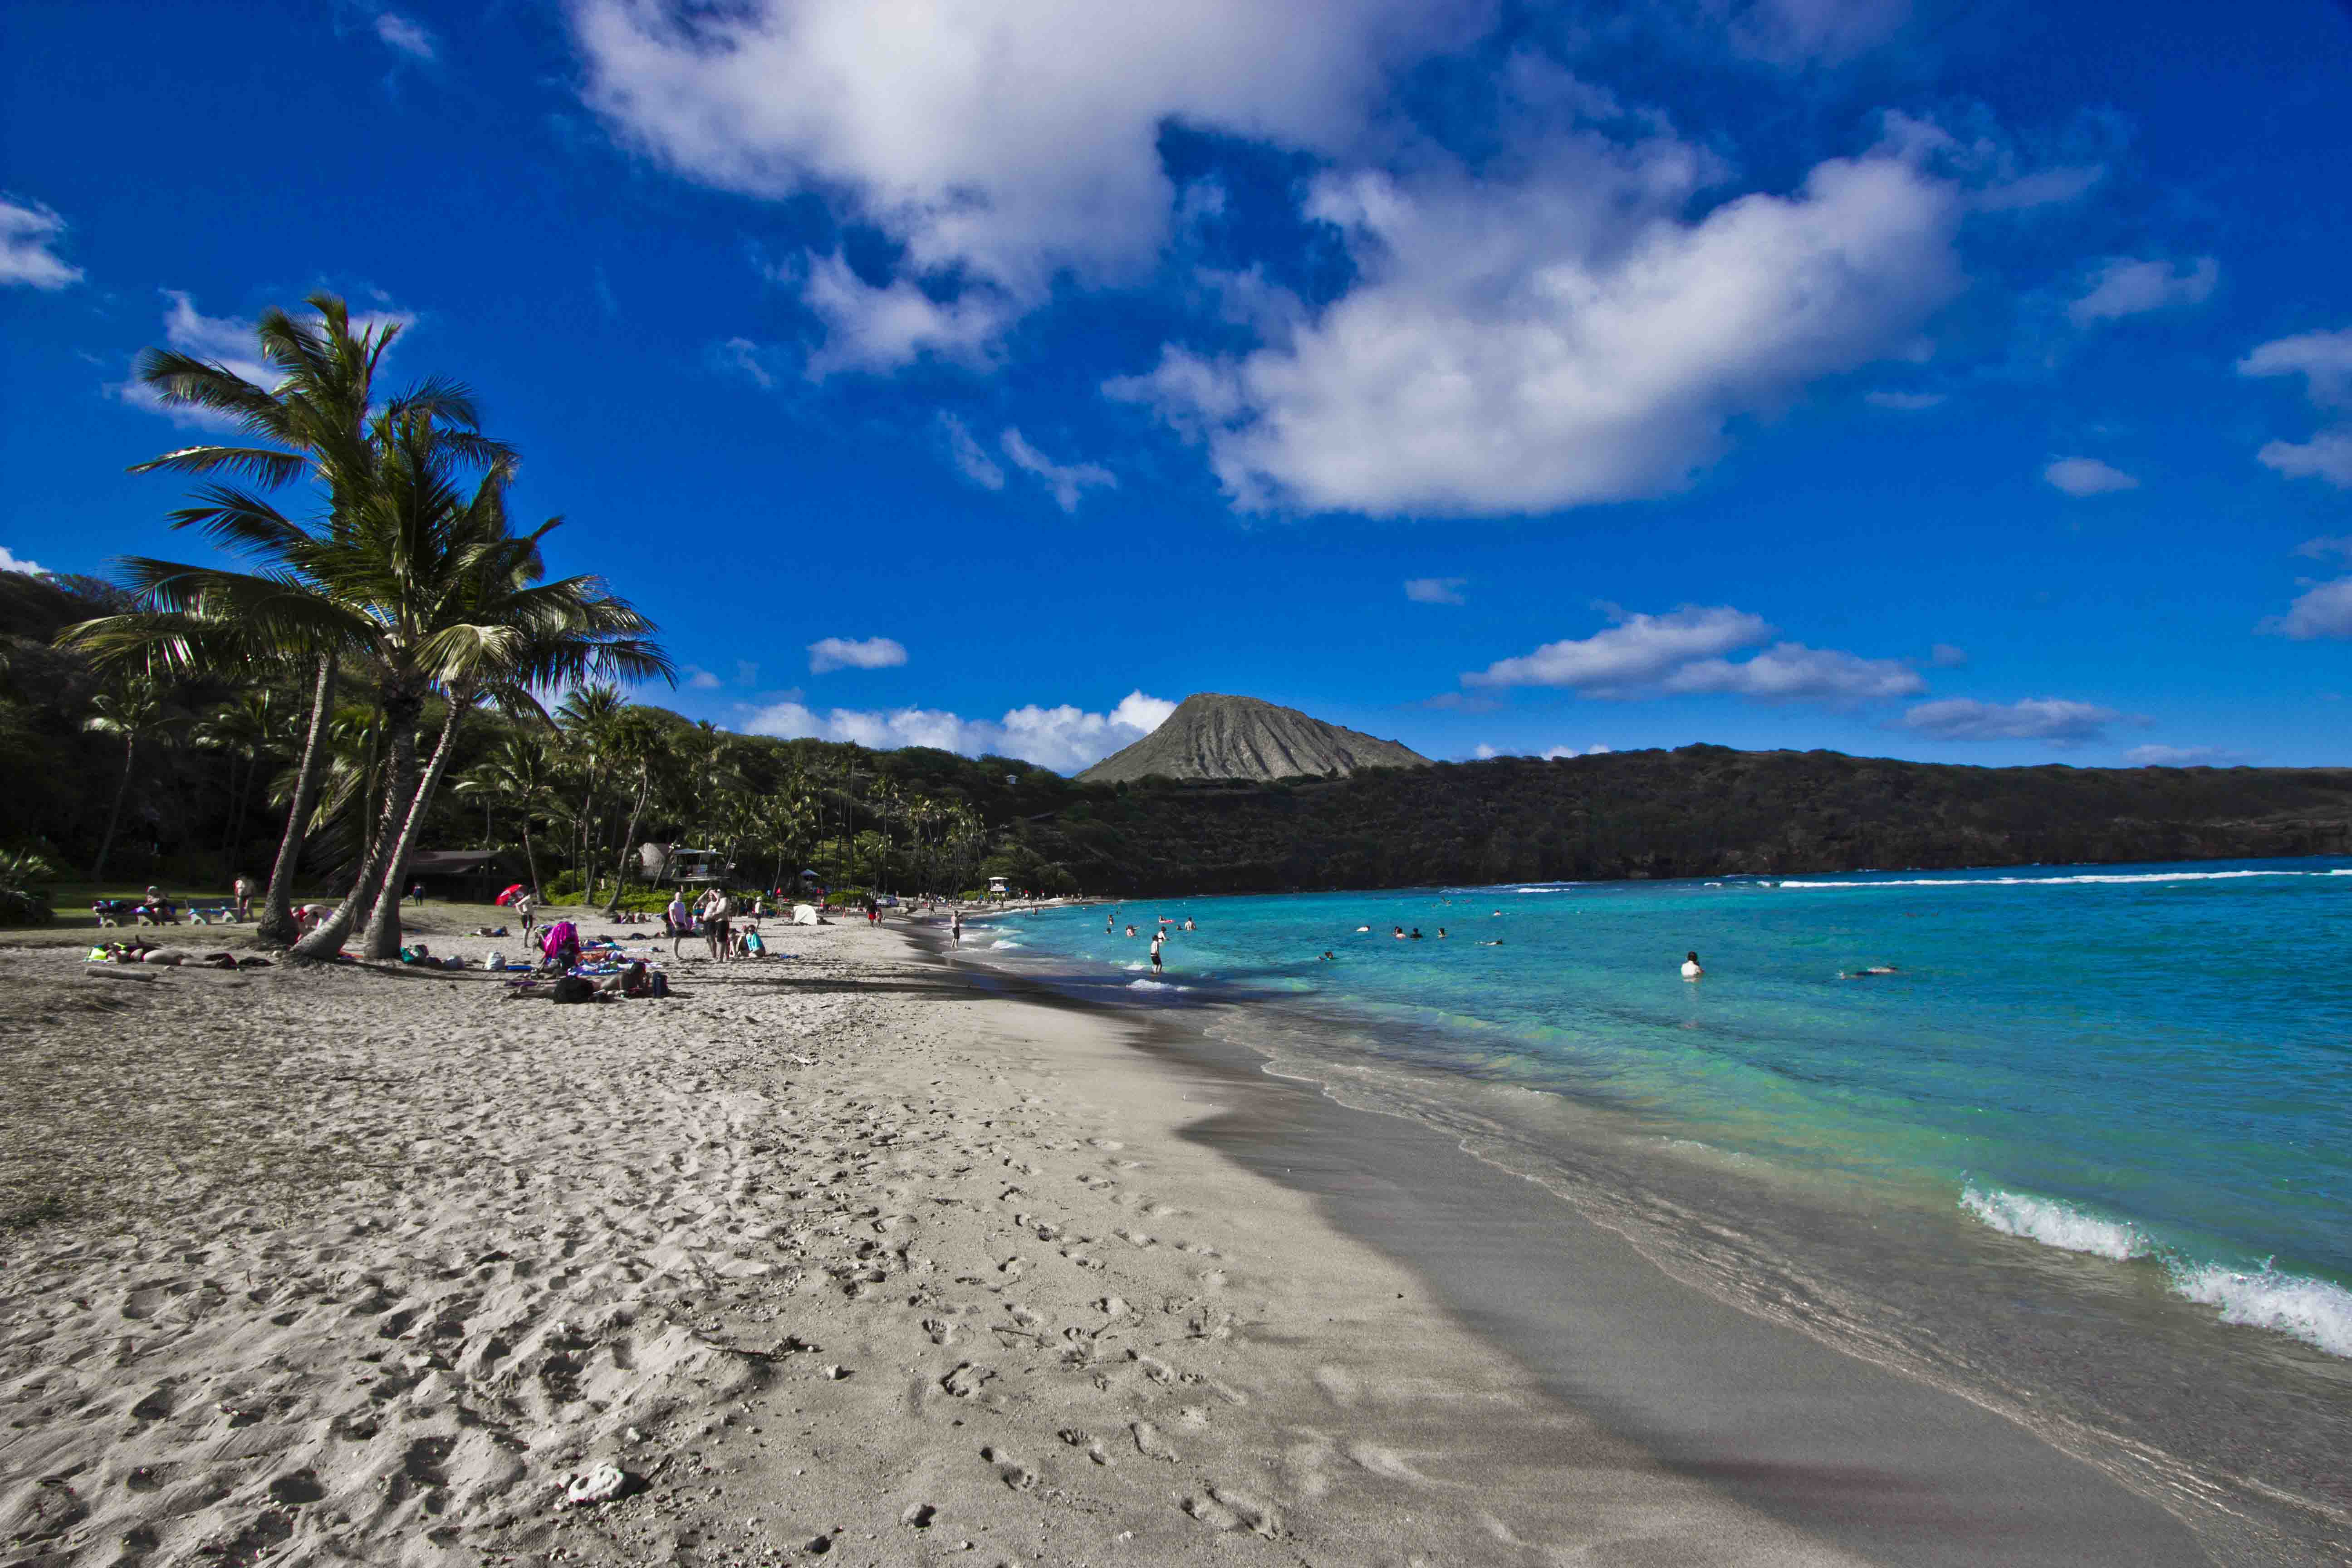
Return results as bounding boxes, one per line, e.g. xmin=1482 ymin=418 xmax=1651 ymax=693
xmin=83 ymin=674 xmax=169 ymax=881
xmin=93 ymin=414 xmax=668 ymax=961
xmin=112 ymin=293 xmax=510 ymax=944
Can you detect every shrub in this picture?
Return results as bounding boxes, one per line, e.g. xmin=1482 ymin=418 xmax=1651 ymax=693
xmin=0 ymin=850 xmax=60 ymax=927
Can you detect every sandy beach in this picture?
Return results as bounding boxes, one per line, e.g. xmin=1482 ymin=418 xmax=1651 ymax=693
xmin=1 ymin=909 xmax=2218 ymax=1567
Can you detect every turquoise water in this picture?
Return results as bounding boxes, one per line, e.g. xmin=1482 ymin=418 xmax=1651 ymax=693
xmin=992 ymin=858 xmax=2352 ymax=1361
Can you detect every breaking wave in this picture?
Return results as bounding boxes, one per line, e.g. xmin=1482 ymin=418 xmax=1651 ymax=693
xmin=1960 ymin=1186 xmax=2152 ymax=1260
xmin=1781 ymin=869 xmax=2331 ymax=889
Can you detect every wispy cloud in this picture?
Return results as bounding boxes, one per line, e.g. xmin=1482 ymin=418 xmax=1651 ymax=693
xmin=374 ymin=12 xmax=436 ymax=59
xmin=0 ymin=196 xmax=83 ymax=290
xmin=941 ymin=415 xmax=1005 ymax=490
xmin=807 ymin=635 xmax=908 ymax=674
xmin=684 ymin=666 xmax=724 ymax=690
xmin=1900 ymin=696 xmax=2129 ymax=746
xmin=1404 ymin=577 xmax=1466 ymax=605
xmin=2241 ymin=327 xmax=2352 ymax=488
xmin=2043 ymin=456 xmax=2138 ymax=496
xmin=740 ymin=689 xmax=1175 ymax=772
xmin=2260 ymin=577 xmax=2352 ymax=641
xmin=717 ymin=336 xmax=773 ymax=389
xmin=1001 ymin=429 xmax=1115 ymax=513
xmin=0 ymin=546 xmax=48 ymax=575
xmin=1865 ymin=390 xmax=1944 ymax=411
xmin=2068 ymin=256 xmax=2218 ymax=326
xmin=1464 ymin=605 xmax=1924 ymax=707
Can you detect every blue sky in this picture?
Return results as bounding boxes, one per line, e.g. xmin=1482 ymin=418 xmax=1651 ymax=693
xmin=4 ymin=0 xmax=2349 ymax=772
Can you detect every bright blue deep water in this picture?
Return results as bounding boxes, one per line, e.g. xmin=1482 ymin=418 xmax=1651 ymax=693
xmin=990 ymin=858 xmax=2352 ymax=1362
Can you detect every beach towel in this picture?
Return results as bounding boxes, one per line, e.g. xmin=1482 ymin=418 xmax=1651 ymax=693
xmin=541 ymin=919 xmax=578 ymax=957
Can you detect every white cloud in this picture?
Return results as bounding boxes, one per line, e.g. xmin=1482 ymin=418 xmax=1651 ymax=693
xmin=0 ymin=196 xmax=83 ymax=290
xmin=2240 ymin=328 xmax=2352 ymax=406
xmin=2067 ymin=256 xmax=2218 ymax=326
xmin=941 ymin=415 xmax=1005 ymax=490
xmin=1000 ymin=429 xmax=1116 ymax=513
xmin=1900 ymin=696 xmax=2125 ymax=746
xmin=1866 ymin=390 xmax=1944 ymax=410
xmin=0 ymin=546 xmax=48 ymax=575
xmin=740 ymin=687 xmax=1174 ymax=772
xmin=1660 ymin=642 xmax=1925 ymax=703
xmin=1404 ymin=577 xmax=1467 ymax=605
xmin=2293 ymin=535 xmax=2352 ymax=562
xmin=1464 ymin=604 xmax=1920 ymax=707
xmin=2043 ymin=456 xmax=2138 ymax=496
xmin=1472 ymin=743 xmax=1500 ymax=759
xmin=1114 ymin=146 xmax=1965 ymax=515
xmin=2240 ymin=328 xmax=2352 ymax=489
xmin=807 ymin=635 xmax=909 ymax=674
xmin=1728 ymin=0 xmax=1910 ymax=64
xmin=2260 ymin=577 xmax=2352 ymax=641
xmin=573 ymin=0 xmax=1465 ymax=368
xmin=1929 ymin=642 xmax=1967 ymax=667
xmin=718 ymin=336 xmax=774 ymax=389
xmin=114 ymin=291 xmax=414 ymax=428
xmin=1543 ymin=742 xmax=1612 ymax=758
xmin=685 ymin=666 xmax=724 ymax=690
xmin=2124 ymin=744 xmax=2248 ymax=767
xmin=374 ymin=12 xmax=436 ymax=59
xmin=1467 ymin=606 xmax=1770 ymax=691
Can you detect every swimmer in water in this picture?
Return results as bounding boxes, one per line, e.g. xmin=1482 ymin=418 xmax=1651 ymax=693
xmin=1681 ymin=950 xmax=1704 ymax=979
xmin=1842 ymin=964 xmax=1899 ymax=978
xmin=1408 ymin=927 xmax=1424 ymax=940
xmin=1436 ymin=927 xmax=1447 ymax=939
xmin=1356 ymin=925 xmax=1371 ymax=933
xmin=1480 ymin=938 xmax=1504 ymax=946
xmin=1392 ymin=926 xmax=1406 ymax=939
xmin=1319 ymin=950 xmax=1336 ymax=961
xmin=1125 ymin=924 xmax=1137 ymax=938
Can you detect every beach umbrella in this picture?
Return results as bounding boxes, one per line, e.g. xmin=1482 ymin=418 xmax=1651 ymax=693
xmin=495 ymin=883 xmax=524 ymax=906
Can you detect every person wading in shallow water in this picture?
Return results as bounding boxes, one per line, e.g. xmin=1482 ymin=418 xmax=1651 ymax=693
xmin=950 ymin=908 xmax=963 ymax=949
xmin=1150 ymin=929 xmax=1166 ymax=975
xmin=1682 ymin=950 xmax=1705 ymax=980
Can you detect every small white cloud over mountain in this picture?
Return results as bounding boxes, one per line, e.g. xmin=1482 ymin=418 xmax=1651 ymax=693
xmin=1901 ymin=696 xmax=2127 ymax=746
xmin=2043 ymin=457 xmax=2138 ymax=496
xmin=1465 ymin=605 xmax=1922 ymax=706
xmin=807 ymin=636 xmax=908 ymax=674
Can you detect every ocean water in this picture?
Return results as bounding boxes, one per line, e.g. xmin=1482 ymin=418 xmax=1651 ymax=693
xmin=983 ymin=858 xmax=2352 ymax=1562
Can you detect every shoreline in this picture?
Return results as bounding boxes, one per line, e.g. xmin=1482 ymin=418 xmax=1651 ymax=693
xmin=946 ymin=906 xmax=2352 ymax=1567
xmin=0 ymin=909 xmax=2238 ymax=1565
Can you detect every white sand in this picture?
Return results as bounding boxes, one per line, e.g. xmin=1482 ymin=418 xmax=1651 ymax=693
xmin=0 ymin=912 xmax=1866 ymax=1566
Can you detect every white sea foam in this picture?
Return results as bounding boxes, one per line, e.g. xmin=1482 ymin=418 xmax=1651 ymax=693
xmin=2170 ymin=1263 xmax=2352 ymax=1358
xmin=1959 ymin=1186 xmax=2152 ymax=1260
xmin=990 ymin=940 xmax=1024 ymax=950
xmin=1127 ymin=979 xmax=1187 ymax=992
xmin=1782 ymin=869 xmax=2323 ymax=889
xmin=1122 ymin=961 xmax=1147 ymax=971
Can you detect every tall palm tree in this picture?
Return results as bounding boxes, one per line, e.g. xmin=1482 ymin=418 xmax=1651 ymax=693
xmin=598 ymin=708 xmax=673 ymax=913
xmin=93 ymin=413 xmax=668 ymax=960
xmin=83 ymin=674 xmax=169 ymax=882
xmin=555 ymin=683 xmax=627 ymax=899
xmin=457 ymin=735 xmax=556 ymax=900
xmin=193 ymin=688 xmax=280 ymax=869
xmin=108 ymin=293 xmax=510 ymax=945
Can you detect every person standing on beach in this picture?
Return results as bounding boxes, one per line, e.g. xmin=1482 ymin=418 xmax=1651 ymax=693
xmin=1150 ymin=929 xmax=1166 ymax=975
xmin=516 ymin=893 xmax=536 ymax=942
xmin=703 ymin=889 xmax=734 ymax=963
xmin=232 ymin=874 xmax=252 ymax=922
xmin=950 ymin=909 xmax=963 ymax=949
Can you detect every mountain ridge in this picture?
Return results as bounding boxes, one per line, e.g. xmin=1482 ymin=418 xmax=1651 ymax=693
xmin=1076 ymin=692 xmax=1430 ymax=784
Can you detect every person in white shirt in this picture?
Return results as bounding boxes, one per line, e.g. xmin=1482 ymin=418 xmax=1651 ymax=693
xmin=1681 ymin=951 xmax=1705 ymax=980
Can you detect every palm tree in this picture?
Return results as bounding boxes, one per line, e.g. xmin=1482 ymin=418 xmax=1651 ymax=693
xmin=83 ymin=675 xmax=168 ymax=881
xmin=92 ymin=412 xmax=667 ymax=960
xmin=555 ymin=683 xmax=627 ymax=900
xmin=458 ymin=736 xmax=556 ymax=900
xmin=106 ymin=293 xmax=509 ymax=945
xmin=193 ymin=689 xmax=280 ymax=870
xmin=598 ymin=708 xmax=672 ymax=913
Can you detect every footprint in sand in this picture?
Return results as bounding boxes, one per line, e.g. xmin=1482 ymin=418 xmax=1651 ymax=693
xmin=1130 ymin=1351 xmax=1176 ymax=1385
xmin=1056 ymin=1427 xmax=1116 ymax=1465
xmin=979 ymin=1446 xmax=1036 ymax=1490
xmin=1348 ymin=1443 xmax=1449 ymax=1486
xmin=1113 ymin=1229 xmax=1156 ymax=1249
xmin=1181 ymin=1485 xmax=1280 ymax=1538
xmin=939 ymin=1362 xmax=997 ymax=1399
xmin=1130 ymin=1420 xmax=1179 ymax=1461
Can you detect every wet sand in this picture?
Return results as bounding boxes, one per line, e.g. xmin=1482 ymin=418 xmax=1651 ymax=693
xmin=0 ymin=910 xmax=2212 ymax=1565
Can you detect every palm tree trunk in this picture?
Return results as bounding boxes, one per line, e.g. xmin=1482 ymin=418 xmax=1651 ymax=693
xmin=295 ymin=691 xmax=420 ymax=960
xmin=603 ymin=769 xmax=652 ymax=915
xmin=362 ymin=697 xmax=467 ymax=960
xmin=92 ymin=736 xmax=137 ymax=882
xmin=258 ymin=655 xmax=337 ymax=946
xmin=521 ymin=806 xmax=544 ymax=903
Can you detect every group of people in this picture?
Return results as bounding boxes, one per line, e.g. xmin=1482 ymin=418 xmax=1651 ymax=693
xmin=662 ymin=888 xmax=771 ymax=962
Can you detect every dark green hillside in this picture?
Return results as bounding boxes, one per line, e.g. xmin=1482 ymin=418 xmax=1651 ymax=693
xmin=1012 ymin=746 xmax=2352 ymax=894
